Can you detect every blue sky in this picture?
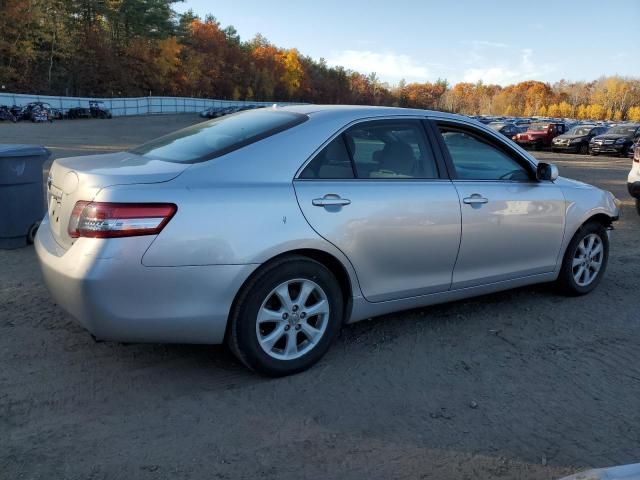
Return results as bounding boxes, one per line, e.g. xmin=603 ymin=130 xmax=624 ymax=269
xmin=176 ymin=0 xmax=639 ymax=86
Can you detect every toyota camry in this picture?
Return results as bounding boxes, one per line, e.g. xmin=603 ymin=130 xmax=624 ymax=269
xmin=36 ymin=105 xmax=620 ymax=376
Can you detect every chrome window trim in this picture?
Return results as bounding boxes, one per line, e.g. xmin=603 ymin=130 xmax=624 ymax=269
xmin=294 ymin=115 xmax=442 ymax=181
xmin=426 ymin=114 xmax=539 ymax=172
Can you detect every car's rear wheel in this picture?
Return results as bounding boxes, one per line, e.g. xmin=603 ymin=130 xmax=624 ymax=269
xmin=579 ymin=143 xmax=589 ymax=154
xmin=228 ymin=255 xmax=343 ymax=376
xmin=556 ymin=222 xmax=609 ymax=296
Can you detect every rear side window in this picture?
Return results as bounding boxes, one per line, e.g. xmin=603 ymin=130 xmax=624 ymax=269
xmin=300 ymin=120 xmax=439 ymax=180
xmin=299 ymin=137 xmax=354 ymax=179
xmin=345 ymin=121 xmax=438 ymax=179
xmin=131 ymin=109 xmax=307 ymax=163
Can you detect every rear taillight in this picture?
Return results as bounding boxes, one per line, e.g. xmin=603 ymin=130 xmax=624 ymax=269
xmin=68 ymin=202 xmax=177 ymax=238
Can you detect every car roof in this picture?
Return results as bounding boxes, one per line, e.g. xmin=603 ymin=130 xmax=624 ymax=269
xmin=277 ymin=104 xmax=469 ymax=122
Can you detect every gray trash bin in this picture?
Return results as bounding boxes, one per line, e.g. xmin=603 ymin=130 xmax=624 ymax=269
xmin=0 ymin=144 xmax=51 ymax=249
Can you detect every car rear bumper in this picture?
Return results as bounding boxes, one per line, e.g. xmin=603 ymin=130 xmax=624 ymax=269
xmin=628 ymin=182 xmax=640 ymax=198
xmin=34 ymin=216 xmax=257 ymax=344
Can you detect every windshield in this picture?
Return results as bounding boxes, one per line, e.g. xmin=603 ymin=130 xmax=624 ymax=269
xmin=131 ymin=109 xmax=307 ymax=163
xmin=527 ymin=123 xmax=549 ymax=131
xmin=567 ymin=126 xmax=594 ymax=136
xmin=608 ymin=125 xmax=638 ymax=136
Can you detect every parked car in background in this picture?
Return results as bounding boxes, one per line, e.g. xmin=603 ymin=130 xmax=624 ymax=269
xmin=0 ymin=105 xmax=17 ymax=122
xmin=66 ymin=105 xmax=92 ymax=119
xmin=67 ymin=101 xmax=112 ymax=119
xmin=628 ymin=140 xmax=638 ymax=159
xmin=50 ymin=107 xmax=64 ymax=120
xmin=201 ymin=105 xmax=264 ymax=119
xmin=89 ymin=101 xmax=112 ymax=119
xmin=590 ymin=124 xmax=640 ymax=156
xmin=552 ymin=125 xmax=608 ymax=154
xmin=20 ymin=102 xmax=53 ymax=122
xmin=9 ymin=105 xmax=24 ymax=120
xmin=488 ymin=121 xmax=525 ymax=139
xmin=512 ymin=118 xmax=532 ymax=127
xmin=35 ymin=105 xmax=620 ymax=376
xmin=514 ymin=122 xmax=567 ymax=149
xmin=628 ymin=141 xmax=640 ymax=214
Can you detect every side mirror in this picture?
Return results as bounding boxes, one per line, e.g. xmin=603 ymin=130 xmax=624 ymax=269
xmin=537 ymin=162 xmax=559 ymax=182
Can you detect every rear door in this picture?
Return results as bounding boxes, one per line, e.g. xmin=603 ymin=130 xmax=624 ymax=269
xmin=294 ymin=118 xmax=461 ymax=302
xmin=431 ymin=119 xmax=566 ymax=289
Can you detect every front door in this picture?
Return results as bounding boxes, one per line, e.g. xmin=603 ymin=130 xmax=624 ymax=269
xmin=294 ymin=119 xmax=461 ymax=302
xmin=433 ymin=121 xmax=566 ymax=289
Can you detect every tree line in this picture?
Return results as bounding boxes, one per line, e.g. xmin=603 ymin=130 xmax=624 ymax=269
xmin=1 ymin=0 xmax=639 ymax=121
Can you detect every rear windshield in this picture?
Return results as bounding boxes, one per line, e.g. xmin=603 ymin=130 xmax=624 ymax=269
xmin=131 ymin=109 xmax=307 ymax=163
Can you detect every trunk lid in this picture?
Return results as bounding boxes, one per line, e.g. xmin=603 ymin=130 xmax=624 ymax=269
xmin=46 ymin=151 xmax=188 ymax=249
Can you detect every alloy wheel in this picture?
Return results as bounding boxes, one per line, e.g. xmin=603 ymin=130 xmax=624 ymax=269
xmin=572 ymin=233 xmax=604 ymax=287
xmin=256 ymin=279 xmax=330 ymax=360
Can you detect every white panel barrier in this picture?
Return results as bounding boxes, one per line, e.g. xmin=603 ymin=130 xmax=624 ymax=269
xmin=0 ymin=93 xmax=300 ymax=117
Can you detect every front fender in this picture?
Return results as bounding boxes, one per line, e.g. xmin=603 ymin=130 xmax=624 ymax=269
xmin=557 ymin=178 xmax=619 ymax=266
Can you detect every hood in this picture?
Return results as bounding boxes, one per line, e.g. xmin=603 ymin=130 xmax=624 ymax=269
xmin=593 ymin=133 xmax=631 ymax=141
xmin=555 ymin=134 xmax=587 ymax=140
xmin=554 ymin=176 xmax=594 ymax=190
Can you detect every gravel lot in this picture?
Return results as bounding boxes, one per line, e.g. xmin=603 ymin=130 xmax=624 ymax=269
xmin=1 ymin=115 xmax=639 ymax=480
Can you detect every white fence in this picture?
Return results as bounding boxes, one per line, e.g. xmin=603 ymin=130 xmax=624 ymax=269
xmin=0 ymin=92 xmax=298 ymax=117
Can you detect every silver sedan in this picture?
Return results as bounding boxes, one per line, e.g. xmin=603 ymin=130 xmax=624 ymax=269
xmin=35 ymin=106 xmax=620 ymax=376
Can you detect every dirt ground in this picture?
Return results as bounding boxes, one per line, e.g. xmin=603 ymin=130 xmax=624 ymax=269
xmin=1 ymin=115 xmax=639 ymax=480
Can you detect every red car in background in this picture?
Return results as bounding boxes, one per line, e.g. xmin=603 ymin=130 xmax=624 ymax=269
xmin=514 ymin=122 xmax=567 ymax=150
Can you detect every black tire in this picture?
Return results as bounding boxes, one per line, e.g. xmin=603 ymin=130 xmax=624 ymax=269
xmin=556 ymin=221 xmax=609 ymax=296
xmin=27 ymin=221 xmax=40 ymax=244
xmin=579 ymin=143 xmax=589 ymax=155
xmin=228 ymin=255 xmax=343 ymax=376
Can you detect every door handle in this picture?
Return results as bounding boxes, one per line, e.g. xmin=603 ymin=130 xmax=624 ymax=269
xmin=463 ymin=194 xmax=488 ymax=205
xmin=312 ymin=195 xmax=351 ymax=207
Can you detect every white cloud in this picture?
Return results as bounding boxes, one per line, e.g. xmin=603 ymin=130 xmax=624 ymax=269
xmin=462 ymin=48 xmax=555 ymax=85
xmin=326 ymin=50 xmax=431 ymax=83
xmin=466 ymin=40 xmax=509 ymax=49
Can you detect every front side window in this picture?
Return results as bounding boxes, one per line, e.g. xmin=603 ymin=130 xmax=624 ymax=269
xmin=438 ymin=127 xmax=531 ymax=181
xmin=131 ymin=109 xmax=307 ymax=163
xmin=300 ymin=120 xmax=439 ymax=180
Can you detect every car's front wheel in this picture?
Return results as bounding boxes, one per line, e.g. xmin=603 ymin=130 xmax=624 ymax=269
xmin=228 ymin=255 xmax=343 ymax=376
xmin=556 ymin=222 xmax=609 ymax=296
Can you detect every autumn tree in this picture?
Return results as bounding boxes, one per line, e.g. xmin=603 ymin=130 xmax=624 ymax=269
xmin=0 ymin=0 xmax=638 ymax=120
